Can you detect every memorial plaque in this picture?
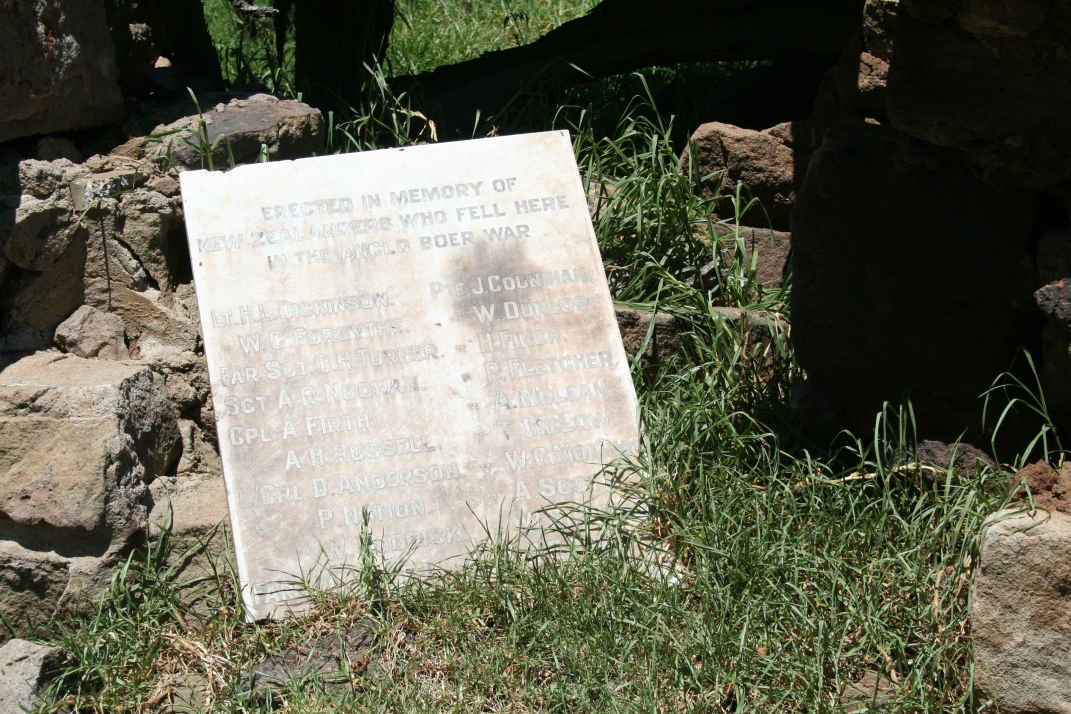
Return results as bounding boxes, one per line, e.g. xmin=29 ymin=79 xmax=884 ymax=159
xmin=180 ymin=131 xmax=639 ymax=620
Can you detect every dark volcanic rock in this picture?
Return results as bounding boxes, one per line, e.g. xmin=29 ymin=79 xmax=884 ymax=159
xmin=0 ymin=1 xmax=124 ymax=142
xmin=790 ymin=121 xmax=1035 ymax=438
xmin=888 ymin=1 xmax=1071 ymax=190
xmin=1035 ymin=279 xmax=1071 ymax=429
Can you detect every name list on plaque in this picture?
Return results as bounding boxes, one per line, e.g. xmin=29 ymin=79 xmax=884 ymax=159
xmin=180 ymin=131 xmax=640 ymax=620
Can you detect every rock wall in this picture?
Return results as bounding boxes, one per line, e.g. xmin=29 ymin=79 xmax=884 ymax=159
xmin=0 ymin=92 xmax=324 ymax=632
xmin=684 ymin=0 xmax=1071 ymax=442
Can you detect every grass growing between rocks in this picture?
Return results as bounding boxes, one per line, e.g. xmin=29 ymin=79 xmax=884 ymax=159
xmin=24 ymin=80 xmax=1033 ymax=712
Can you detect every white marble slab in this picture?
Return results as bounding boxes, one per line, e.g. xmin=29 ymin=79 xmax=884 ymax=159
xmin=180 ymin=131 xmax=639 ymax=620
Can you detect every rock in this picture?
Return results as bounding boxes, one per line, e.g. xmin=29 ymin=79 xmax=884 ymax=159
xmin=0 ymin=237 xmax=86 ymax=355
xmin=838 ymin=670 xmax=897 ymax=712
xmin=112 ymin=187 xmax=188 ymax=292
xmin=1011 ymin=461 xmax=1071 ymax=515
xmin=886 ymin=3 xmax=1071 ymax=190
xmin=241 ymin=625 xmax=374 ymax=702
xmin=157 ymin=670 xmax=210 ymax=714
xmin=0 ymin=353 xmax=180 ymax=545
xmin=681 ymin=121 xmax=801 ymax=230
xmin=971 ymin=510 xmax=1071 ymax=714
xmin=1035 ymin=279 xmax=1071 ymax=432
xmin=861 ymin=0 xmax=898 ymax=60
xmin=0 ymin=639 xmax=64 ymax=711
xmin=149 ymin=419 xmax=226 ymax=538
xmin=34 ymin=137 xmax=82 ymax=163
xmin=957 ymin=0 xmax=1048 ymax=38
xmin=2 ymin=93 xmax=322 ymax=357
xmin=1 ymin=159 xmax=89 ymax=354
xmin=811 ymin=0 xmax=897 ymax=132
xmin=106 ymin=0 xmax=222 ymax=92
xmin=149 ymin=472 xmax=227 ymax=540
xmin=0 ymin=1 xmax=124 ymax=142
xmin=0 ymin=353 xmax=180 ymax=627
xmin=697 ymin=225 xmax=791 ymax=292
xmin=790 ymin=121 xmax=1035 ymax=439
xmin=143 ymin=94 xmax=324 ymax=170
xmin=1036 ymin=211 xmax=1071 ymax=286
xmin=614 ymin=304 xmax=785 ymax=374
xmin=856 ymin=0 xmax=897 ymax=114
xmin=901 ymin=0 xmax=958 ymax=23
xmin=0 ymin=544 xmax=70 ymax=637
xmin=53 ymin=305 xmax=129 ymax=360
xmin=915 ymin=440 xmax=993 ymax=476
xmin=5 ymin=160 xmax=89 ymax=272
xmin=615 ymin=304 xmax=690 ymax=369
xmin=69 ymin=167 xmax=148 ymax=213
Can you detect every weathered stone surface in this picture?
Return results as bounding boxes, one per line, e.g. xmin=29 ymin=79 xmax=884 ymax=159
xmin=34 ymin=137 xmax=82 ymax=164
xmin=681 ymin=121 xmax=798 ymax=230
xmin=0 ymin=353 xmax=179 ymax=550
xmin=861 ymin=0 xmax=898 ymax=60
xmin=791 ymin=122 xmax=1035 ymax=438
xmin=614 ymin=305 xmax=689 ymax=368
xmin=0 ymin=543 xmax=70 ymax=636
xmin=113 ymin=188 xmax=188 ymax=291
xmin=957 ymin=0 xmax=1049 ymax=38
xmin=0 ymin=238 xmax=86 ymax=355
xmin=1 ymin=93 xmax=322 ymax=357
xmin=1012 ymin=461 xmax=1071 ymax=515
xmin=241 ymin=625 xmax=375 ymax=702
xmin=915 ymin=440 xmax=993 ymax=476
xmin=0 ymin=1 xmax=123 ymax=142
xmin=811 ymin=0 xmax=897 ymax=132
xmin=0 ymin=639 xmax=64 ymax=711
xmin=54 ymin=305 xmax=129 ymax=360
xmin=1035 ymin=279 xmax=1071 ymax=433
xmin=149 ymin=472 xmax=227 ymax=539
xmin=144 ymin=94 xmax=324 ymax=170
xmin=838 ymin=670 xmax=897 ymax=713
xmin=615 ymin=303 xmax=785 ymax=373
xmin=886 ymin=2 xmax=1071 ymax=189
xmin=0 ymin=93 xmax=328 ymax=629
xmin=0 ymin=353 xmax=181 ymax=630
xmin=181 ymin=132 xmax=639 ymax=619
xmin=972 ymin=510 xmax=1071 ymax=714
xmin=697 ymin=225 xmax=791 ymax=292
xmin=149 ymin=420 xmax=226 ymax=538
xmin=5 ymin=160 xmax=89 ymax=272
xmin=106 ymin=0 xmax=222 ymax=92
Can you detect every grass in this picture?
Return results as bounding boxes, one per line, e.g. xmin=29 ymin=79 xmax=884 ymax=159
xmin=200 ymin=0 xmax=598 ymax=93
xmin=26 ymin=4 xmax=1053 ymax=712
xmin=389 ymin=0 xmax=600 ymax=76
xmin=29 ymin=85 xmax=1032 ymax=709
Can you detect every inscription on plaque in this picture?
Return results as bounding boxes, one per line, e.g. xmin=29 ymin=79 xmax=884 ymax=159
xmin=181 ymin=131 xmax=639 ymax=620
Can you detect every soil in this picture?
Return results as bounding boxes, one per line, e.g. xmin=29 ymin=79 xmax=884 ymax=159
xmin=1010 ymin=461 xmax=1071 ymax=514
